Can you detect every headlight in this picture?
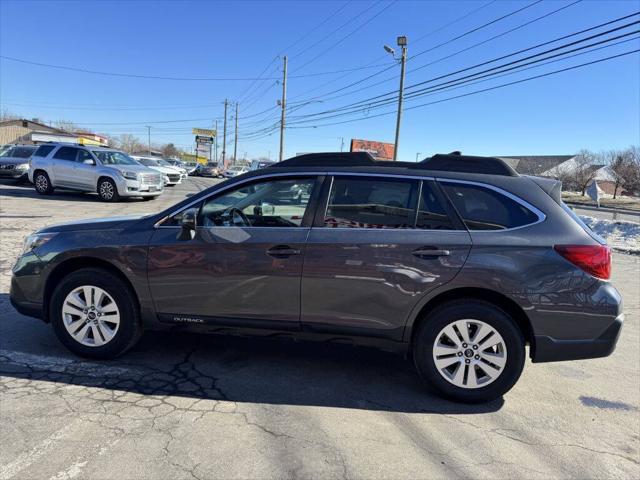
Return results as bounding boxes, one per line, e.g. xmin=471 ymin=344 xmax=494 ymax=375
xmin=16 ymin=163 xmax=29 ymax=170
xmin=22 ymin=232 xmax=58 ymax=255
xmin=121 ymin=171 xmax=138 ymax=180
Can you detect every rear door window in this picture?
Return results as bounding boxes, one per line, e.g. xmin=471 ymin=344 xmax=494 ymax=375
xmin=324 ymin=176 xmax=418 ymax=228
xmin=53 ymin=147 xmax=79 ymax=162
xmin=440 ymin=182 xmax=540 ymax=230
xmin=33 ymin=145 xmax=55 ymax=158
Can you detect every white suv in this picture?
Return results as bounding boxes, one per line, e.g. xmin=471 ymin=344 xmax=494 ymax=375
xmin=29 ymin=144 xmax=164 ymax=202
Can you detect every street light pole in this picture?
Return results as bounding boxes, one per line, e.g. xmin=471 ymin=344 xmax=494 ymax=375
xmin=415 ymin=152 xmax=421 ymax=162
xmin=279 ymin=55 xmax=288 ymax=162
xmin=146 ymin=126 xmax=151 ymax=155
xmin=214 ymin=120 xmax=218 ymax=162
xmin=222 ymin=99 xmax=228 ymax=168
xmin=393 ymin=36 xmax=407 ymax=162
xmin=233 ymin=102 xmax=239 ymax=166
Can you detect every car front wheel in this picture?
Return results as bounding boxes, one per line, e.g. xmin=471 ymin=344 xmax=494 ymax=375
xmin=413 ymin=299 xmax=525 ymax=403
xmin=97 ymin=178 xmax=120 ymax=202
xmin=50 ymin=268 xmax=142 ymax=359
xmin=34 ymin=171 xmax=54 ymax=195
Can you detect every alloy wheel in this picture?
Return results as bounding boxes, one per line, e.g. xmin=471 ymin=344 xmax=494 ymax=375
xmin=35 ymin=175 xmax=48 ymax=192
xmin=99 ymin=181 xmax=114 ymax=200
xmin=432 ymin=319 xmax=507 ymax=389
xmin=62 ymin=285 xmax=120 ymax=347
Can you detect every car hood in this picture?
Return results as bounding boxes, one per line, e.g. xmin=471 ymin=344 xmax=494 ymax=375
xmin=0 ymin=157 xmax=30 ymax=165
xmin=38 ymin=215 xmax=148 ymax=233
xmin=146 ymin=165 xmax=178 ymax=174
xmin=104 ymin=164 xmax=158 ymax=174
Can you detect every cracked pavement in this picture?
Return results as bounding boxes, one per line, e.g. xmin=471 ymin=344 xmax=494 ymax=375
xmin=1 ymin=179 xmax=639 ymax=479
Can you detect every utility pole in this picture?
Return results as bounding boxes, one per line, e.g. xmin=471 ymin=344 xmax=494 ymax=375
xmin=340 ymin=137 xmax=345 ymax=152
xmin=279 ymin=55 xmax=288 ymax=162
xmin=415 ymin=152 xmax=421 ymax=162
xmin=393 ymin=36 xmax=407 ymax=162
xmin=214 ymin=120 xmax=218 ymax=162
xmin=222 ymin=99 xmax=228 ymax=168
xmin=233 ymin=102 xmax=238 ymax=166
xmin=145 ymin=126 xmax=151 ymax=155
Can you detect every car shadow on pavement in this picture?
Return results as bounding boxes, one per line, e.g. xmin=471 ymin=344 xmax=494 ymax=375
xmin=0 ymin=181 xmax=147 ymax=202
xmin=0 ymin=301 xmax=504 ymax=415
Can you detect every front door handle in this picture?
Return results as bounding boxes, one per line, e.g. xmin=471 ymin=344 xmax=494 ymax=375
xmin=412 ymin=247 xmax=450 ymax=258
xmin=266 ymin=245 xmax=301 ymax=258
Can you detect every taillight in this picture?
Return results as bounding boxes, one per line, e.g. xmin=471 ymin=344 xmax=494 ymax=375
xmin=554 ymin=244 xmax=611 ymax=280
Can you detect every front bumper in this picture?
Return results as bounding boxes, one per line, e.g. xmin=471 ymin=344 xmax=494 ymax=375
xmin=532 ymin=313 xmax=623 ymax=362
xmin=116 ymin=177 xmax=164 ymax=197
xmin=10 ymin=252 xmax=46 ymax=320
xmin=0 ymin=168 xmax=29 ymax=179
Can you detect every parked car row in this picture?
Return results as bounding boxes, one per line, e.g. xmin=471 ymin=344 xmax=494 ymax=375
xmin=1 ymin=142 xmax=264 ymax=201
xmin=18 ymin=142 xmax=209 ymax=202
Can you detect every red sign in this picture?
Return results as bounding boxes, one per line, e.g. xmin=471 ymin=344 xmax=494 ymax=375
xmin=350 ymin=139 xmax=394 ymax=161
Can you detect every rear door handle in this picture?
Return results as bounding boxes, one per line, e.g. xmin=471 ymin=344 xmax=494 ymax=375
xmin=266 ymin=245 xmax=301 ymax=257
xmin=412 ymin=247 xmax=450 ymax=258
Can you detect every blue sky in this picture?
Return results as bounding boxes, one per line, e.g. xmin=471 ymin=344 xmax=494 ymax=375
xmin=1 ymin=0 xmax=638 ymax=160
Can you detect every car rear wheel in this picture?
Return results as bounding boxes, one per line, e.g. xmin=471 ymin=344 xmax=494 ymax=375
xmin=413 ymin=299 xmax=525 ymax=403
xmin=50 ymin=268 xmax=142 ymax=359
xmin=34 ymin=171 xmax=54 ymax=195
xmin=97 ymin=178 xmax=120 ymax=202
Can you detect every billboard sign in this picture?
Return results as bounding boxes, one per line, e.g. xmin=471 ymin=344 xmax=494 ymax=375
xmin=350 ymin=139 xmax=394 ymax=161
xmin=192 ymin=128 xmax=216 ymax=137
xmin=195 ymin=135 xmax=214 ymax=145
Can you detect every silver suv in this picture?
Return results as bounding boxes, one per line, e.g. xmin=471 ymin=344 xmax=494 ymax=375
xmin=29 ymin=143 xmax=164 ymax=201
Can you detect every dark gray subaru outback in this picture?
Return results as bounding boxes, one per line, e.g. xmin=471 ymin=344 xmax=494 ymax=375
xmin=11 ymin=152 xmax=623 ymax=403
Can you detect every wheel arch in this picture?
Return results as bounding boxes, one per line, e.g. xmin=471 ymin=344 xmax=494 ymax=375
xmin=44 ymin=257 xmax=140 ymax=322
xmin=406 ymin=287 xmax=534 ymax=355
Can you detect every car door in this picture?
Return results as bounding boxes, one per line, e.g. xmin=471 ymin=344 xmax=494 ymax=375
xmin=300 ymin=174 xmax=472 ymax=340
xmin=74 ymin=149 xmax=98 ymax=190
xmin=148 ymin=174 xmax=322 ymax=330
xmin=51 ymin=146 xmax=81 ymax=187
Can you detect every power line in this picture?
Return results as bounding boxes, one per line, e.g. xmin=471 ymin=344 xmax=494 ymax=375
xmin=283 ymin=49 xmax=639 ymax=130
xmin=287 ymin=0 xmax=548 ymax=105
xmin=288 ymin=0 xmax=584 ymax=109
xmin=291 ymin=0 xmax=398 ymax=73
xmin=283 ymin=15 xmax=640 ymax=123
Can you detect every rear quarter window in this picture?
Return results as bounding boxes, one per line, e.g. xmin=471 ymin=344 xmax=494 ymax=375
xmin=440 ymin=181 xmax=540 ymax=230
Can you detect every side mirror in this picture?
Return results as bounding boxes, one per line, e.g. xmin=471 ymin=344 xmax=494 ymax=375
xmin=178 ymin=207 xmax=197 ymax=240
xmin=83 ymin=159 xmax=95 ymax=165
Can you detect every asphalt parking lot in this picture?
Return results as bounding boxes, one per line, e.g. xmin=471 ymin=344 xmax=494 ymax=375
xmin=0 ymin=178 xmax=639 ymax=479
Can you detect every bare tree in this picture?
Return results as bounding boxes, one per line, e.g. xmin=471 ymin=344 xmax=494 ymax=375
xmin=51 ymin=119 xmax=80 ymax=132
xmin=115 ymin=134 xmax=144 ymax=154
xmin=622 ymin=146 xmax=640 ymax=196
xmin=0 ymin=109 xmax=19 ymax=122
xmin=572 ymin=149 xmax=602 ymax=195
xmin=161 ymin=143 xmax=179 ymax=158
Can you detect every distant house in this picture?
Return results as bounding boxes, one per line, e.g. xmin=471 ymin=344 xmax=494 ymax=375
xmin=0 ymin=119 xmax=107 ymax=146
xmin=499 ymin=154 xmax=622 ymax=196
xmin=497 ymin=155 xmax=575 ymax=176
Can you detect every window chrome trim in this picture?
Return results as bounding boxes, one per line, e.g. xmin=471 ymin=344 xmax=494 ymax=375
xmin=154 ymin=170 xmax=545 ymax=233
xmin=437 ymin=178 xmax=546 ymax=232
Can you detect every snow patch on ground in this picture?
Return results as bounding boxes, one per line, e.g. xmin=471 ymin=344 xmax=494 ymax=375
xmin=580 ymin=215 xmax=640 ymax=254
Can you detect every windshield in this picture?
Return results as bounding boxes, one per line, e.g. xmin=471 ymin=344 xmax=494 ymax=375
xmin=93 ymin=150 xmax=138 ymax=165
xmin=0 ymin=146 xmax=37 ymax=158
xmin=157 ymin=159 xmax=172 ymax=166
xmin=138 ymin=158 xmax=159 ymax=166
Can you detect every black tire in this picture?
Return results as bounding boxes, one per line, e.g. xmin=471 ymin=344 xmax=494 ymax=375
xmin=50 ymin=268 xmax=142 ymax=359
xmin=97 ymin=177 xmax=120 ymax=202
xmin=413 ymin=299 xmax=525 ymax=403
xmin=34 ymin=171 xmax=54 ymax=195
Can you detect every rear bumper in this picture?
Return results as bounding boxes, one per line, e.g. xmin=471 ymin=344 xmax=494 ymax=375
xmin=532 ymin=313 xmax=623 ymax=362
